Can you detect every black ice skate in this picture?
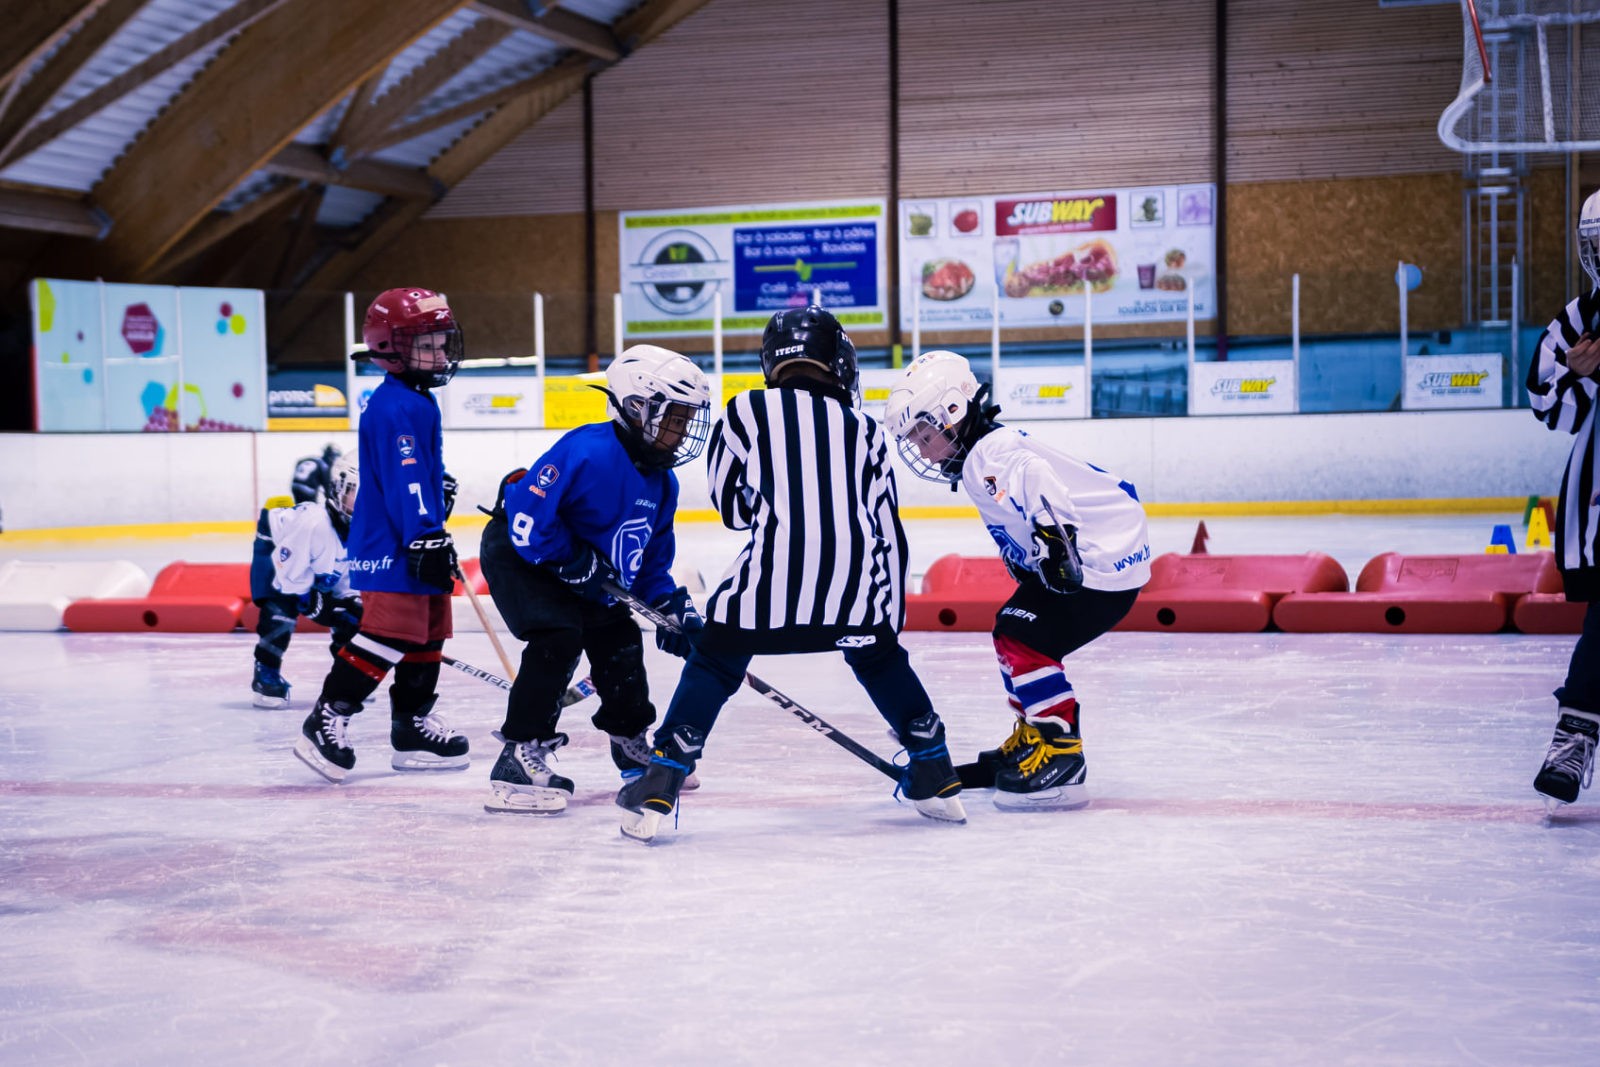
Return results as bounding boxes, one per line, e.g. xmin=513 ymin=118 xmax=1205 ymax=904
xmin=617 ymin=725 xmax=704 ymax=843
xmin=390 ymin=699 xmax=470 ymax=771
xmin=896 ymin=712 xmax=967 ymax=824
xmin=994 ymin=718 xmax=1089 ymax=811
xmin=610 ymin=730 xmax=701 ymax=790
xmin=1534 ymin=708 xmax=1599 ymax=808
xmin=485 ymin=733 xmax=574 ymax=814
xmin=956 ymin=715 xmax=1030 ymax=789
xmin=294 ymin=699 xmax=356 ymax=782
xmin=251 ymin=662 xmax=290 ymax=709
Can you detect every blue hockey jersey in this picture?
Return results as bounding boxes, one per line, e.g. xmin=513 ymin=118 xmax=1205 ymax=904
xmin=501 ymin=422 xmax=680 ymax=605
xmin=347 ymin=374 xmax=448 ymax=594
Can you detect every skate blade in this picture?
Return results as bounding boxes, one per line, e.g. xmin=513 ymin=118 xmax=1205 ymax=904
xmin=484 ymin=782 xmax=570 ymax=814
xmin=1540 ymin=793 xmax=1577 ymax=816
xmin=253 ymin=693 xmax=289 ymax=710
xmin=620 ymin=807 xmax=664 ymax=843
xmin=913 ymin=794 xmax=968 ymax=824
xmin=390 ymin=751 xmax=470 ymax=772
xmin=293 ymin=737 xmax=348 ymax=783
xmin=681 ymin=770 xmax=701 ymax=791
xmin=993 ymin=784 xmax=1090 ymax=812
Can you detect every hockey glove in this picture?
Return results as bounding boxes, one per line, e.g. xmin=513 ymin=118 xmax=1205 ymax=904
xmin=1002 ymin=552 xmax=1033 ymax=586
xmin=300 ymin=589 xmax=363 ymax=631
xmin=1032 ymin=521 xmax=1084 ymax=595
xmin=550 ymin=544 xmax=617 ymax=604
xmin=406 ymin=530 xmax=457 ymax=591
xmin=651 ymin=586 xmax=703 ymax=659
xmin=441 ymin=471 xmax=459 ymax=521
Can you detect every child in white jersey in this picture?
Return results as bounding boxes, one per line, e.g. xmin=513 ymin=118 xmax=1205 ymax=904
xmin=884 ymin=350 xmax=1151 ymax=810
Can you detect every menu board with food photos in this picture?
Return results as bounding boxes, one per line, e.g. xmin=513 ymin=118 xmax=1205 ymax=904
xmin=899 ymin=184 xmax=1216 ymax=329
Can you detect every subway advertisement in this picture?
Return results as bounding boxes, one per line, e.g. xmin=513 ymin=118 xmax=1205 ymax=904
xmin=899 ymin=183 xmax=1216 ymax=329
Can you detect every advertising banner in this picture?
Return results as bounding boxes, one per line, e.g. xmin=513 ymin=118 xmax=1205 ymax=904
xmin=995 ymin=365 xmax=1090 ymax=420
xmin=176 ymin=287 xmax=267 ymax=431
xmin=441 ymin=375 xmax=541 ymax=429
xmin=30 ymin=278 xmax=106 ymax=431
xmin=899 ymin=183 xmax=1216 ymax=329
xmin=1190 ymin=361 xmax=1299 ymax=415
xmin=1402 ymin=354 xmax=1505 ymax=410
xmin=101 ymin=283 xmax=180 ymax=432
xmin=542 ymin=374 xmax=609 ymax=429
xmin=619 ymin=199 xmax=888 ymax=337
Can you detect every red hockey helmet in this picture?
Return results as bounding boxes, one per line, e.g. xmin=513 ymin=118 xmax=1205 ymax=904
xmin=360 ymin=287 xmax=463 ymax=388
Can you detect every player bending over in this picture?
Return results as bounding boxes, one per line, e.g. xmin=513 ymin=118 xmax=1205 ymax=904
xmin=294 ymin=288 xmax=469 ymax=782
xmin=249 ymin=452 xmax=362 ymax=707
xmin=478 ymin=344 xmax=711 ymax=814
xmin=884 ymin=350 xmax=1151 ymax=811
xmin=617 ymin=306 xmax=965 ymax=842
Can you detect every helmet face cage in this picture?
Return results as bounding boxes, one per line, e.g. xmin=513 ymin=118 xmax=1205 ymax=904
xmin=623 ymin=393 xmax=712 ymax=468
xmin=604 ymin=345 xmax=712 ymax=470
xmin=325 ymin=455 xmax=359 ymax=524
xmin=390 ymin=323 xmax=464 ymax=388
xmin=885 ymin=351 xmax=980 ymax=484
xmin=894 ymin=414 xmax=970 ymax=484
xmin=1579 ymin=190 xmax=1600 ymax=291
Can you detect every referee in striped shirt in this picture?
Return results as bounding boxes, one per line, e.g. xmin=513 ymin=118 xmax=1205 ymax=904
xmin=616 ymin=306 xmax=965 ymax=837
xmin=1529 ymin=189 xmax=1600 ymax=807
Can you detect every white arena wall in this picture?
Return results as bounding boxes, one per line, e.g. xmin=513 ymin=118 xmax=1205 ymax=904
xmin=0 ymin=408 xmax=1575 ymax=533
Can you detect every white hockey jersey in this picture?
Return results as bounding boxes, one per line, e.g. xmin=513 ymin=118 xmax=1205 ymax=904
xmin=264 ymin=503 xmax=352 ymax=597
xmin=960 ymin=428 xmax=1151 ymax=592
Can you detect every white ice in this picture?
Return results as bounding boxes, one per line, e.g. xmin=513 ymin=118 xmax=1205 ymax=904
xmin=1 ymin=514 xmax=1595 ymax=1066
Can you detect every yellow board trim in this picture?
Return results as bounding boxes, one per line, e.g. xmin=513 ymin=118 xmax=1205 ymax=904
xmin=268 ymin=417 xmax=350 ymax=431
xmin=0 ymin=497 xmax=1529 ymax=544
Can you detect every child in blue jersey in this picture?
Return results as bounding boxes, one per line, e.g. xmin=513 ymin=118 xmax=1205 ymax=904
xmin=249 ymin=452 xmax=362 ymax=708
xmin=294 ymin=288 xmax=469 ymax=783
xmin=477 ymin=344 xmax=711 ymax=814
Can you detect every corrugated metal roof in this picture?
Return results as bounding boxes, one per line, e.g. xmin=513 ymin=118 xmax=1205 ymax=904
xmin=372 ymin=8 xmax=484 ymax=99
xmin=562 ymin=0 xmax=647 ymax=23
xmin=409 ymin=31 xmax=564 ymax=123
xmin=371 ymin=117 xmax=484 ymax=169
xmin=316 ymin=185 xmax=385 ymax=229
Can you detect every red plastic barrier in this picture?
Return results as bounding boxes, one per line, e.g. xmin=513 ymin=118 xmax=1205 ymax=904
xmin=904 ymin=555 xmax=1015 ymax=632
xmin=1274 ymin=552 xmax=1550 ymax=634
xmin=1116 ymin=552 xmax=1348 ymax=633
xmin=454 ymin=556 xmax=489 ymax=595
xmin=1511 ymin=553 xmax=1587 ymax=634
xmin=63 ymin=561 xmax=252 ymax=633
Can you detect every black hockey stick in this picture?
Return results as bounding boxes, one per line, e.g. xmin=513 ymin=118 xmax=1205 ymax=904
xmin=442 ymin=654 xmax=597 ymax=709
xmin=601 ymin=579 xmax=900 ymax=780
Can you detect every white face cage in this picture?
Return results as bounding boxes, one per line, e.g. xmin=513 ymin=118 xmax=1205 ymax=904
xmin=893 ymin=414 xmax=969 ymax=484
xmin=624 ymin=393 xmax=712 ymax=468
xmin=1579 ymin=190 xmax=1600 ymax=291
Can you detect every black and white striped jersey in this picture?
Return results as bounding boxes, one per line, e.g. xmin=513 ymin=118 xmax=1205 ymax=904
xmin=1528 ymin=288 xmax=1600 ymax=600
xmin=703 ymin=379 xmax=909 ymax=652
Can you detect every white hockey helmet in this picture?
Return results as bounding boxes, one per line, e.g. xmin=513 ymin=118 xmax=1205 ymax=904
xmin=600 ymin=344 xmax=712 ymax=470
xmin=1580 ymin=188 xmax=1600 ymax=290
xmin=884 ymin=350 xmax=983 ymax=485
xmin=325 ymin=451 xmax=359 ymax=525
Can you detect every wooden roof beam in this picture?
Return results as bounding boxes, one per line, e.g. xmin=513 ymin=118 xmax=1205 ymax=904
xmin=0 ymin=185 xmax=107 ymax=238
xmin=0 ymin=0 xmax=100 ymax=91
xmin=264 ymin=143 xmax=442 ymax=200
xmin=148 ymin=180 xmax=304 ymax=280
xmin=468 ymin=0 xmax=619 ymax=62
xmin=92 ymin=0 xmax=465 ymax=279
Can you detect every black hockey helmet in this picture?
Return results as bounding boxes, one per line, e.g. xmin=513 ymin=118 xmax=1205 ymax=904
xmin=759 ymin=305 xmax=859 ymax=399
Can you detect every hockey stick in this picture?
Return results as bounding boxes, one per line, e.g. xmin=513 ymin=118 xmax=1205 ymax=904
xmin=601 ymin=579 xmax=900 ymax=780
xmin=441 ymin=655 xmax=597 ymax=709
xmin=452 ymin=560 xmax=518 ymax=681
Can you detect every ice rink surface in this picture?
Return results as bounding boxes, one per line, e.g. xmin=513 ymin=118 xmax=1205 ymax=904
xmin=2 ymin=514 xmax=1596 ymax=1066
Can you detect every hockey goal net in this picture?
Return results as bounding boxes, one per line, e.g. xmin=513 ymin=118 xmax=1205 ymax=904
xmin=1439 ymin=0 xmax=1600 ymax=154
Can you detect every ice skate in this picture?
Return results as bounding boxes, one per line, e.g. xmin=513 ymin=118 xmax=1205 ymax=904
xmin=896 ymin=712 xmax=967 ymax=824
xmin=485 ymin=733 xmax=574 ymax=814
xmin=251 ymin=662 xmax=290 ymax=709
xmin=1534 ymin=708 xmax=1599 ymax=809
xmin=610 ymin=730 xmax=700 ymax=790
xmin=390 ymin=700 xmax=470 ymax=771
xmin=294 ymin=699 xmax=356 ymax=782
xmin=956 ymin=715 xmax=1029 ymax=789
xmin=994 ymin=718 xmax=1089 ymax=811
xmin=617 ymin=725 xmax=704 ymax=843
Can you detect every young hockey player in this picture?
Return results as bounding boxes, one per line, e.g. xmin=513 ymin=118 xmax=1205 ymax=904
xmin=478 ymin=344 xmax=711 ymax=814
xmin=294 ymin=287 xmax=470 ymax=782
xmin=290 ymin=443 xmax=342 ymax=505
xmin=249 ymin=452 xmax=362 ymax=707
xmin=616 ymin=306 xmax=965 ymax=842
xmin=1529 ymin=188 xmax=1600 ymax=809
xmin=883 ymin=350 xmax=1151 ymax=811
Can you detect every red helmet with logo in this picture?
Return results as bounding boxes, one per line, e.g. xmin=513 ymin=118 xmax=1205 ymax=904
xmin=360 ymin=287 xmax=463 ymax=388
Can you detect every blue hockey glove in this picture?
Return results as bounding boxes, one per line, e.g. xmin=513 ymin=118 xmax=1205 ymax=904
xmin=1032 ymin=521 xmax=1083 ymax=595
xmin=651 ymin=586 xmax=703 ymax=658
xmin=300 ymin=589 xmax=362 ymax=631
xmin=441 ymin=471 xmax=459 ymax=521
xmin=406 ymin=530 xmax=457 ymax=591
xmin=550 ymin=544 xmax=617 ymax=603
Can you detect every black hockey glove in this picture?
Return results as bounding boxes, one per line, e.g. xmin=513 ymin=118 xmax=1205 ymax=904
xmin=1003 ymin=552 xmax=1033 ymax=586
xmin=406 ymin=530 xmax=457 ymax=592
xmin=1032 ymin=521 xmax=1084 ymax=595
xmin=300 ymin=589 xmax=363 ymax=631
xmin=651 ymin=586 xmax=703 ymax=659
xmin=550 ymin=544 xmax=617 ymax=604
xmin=441 ymin=471 xmax=459 ymax=521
